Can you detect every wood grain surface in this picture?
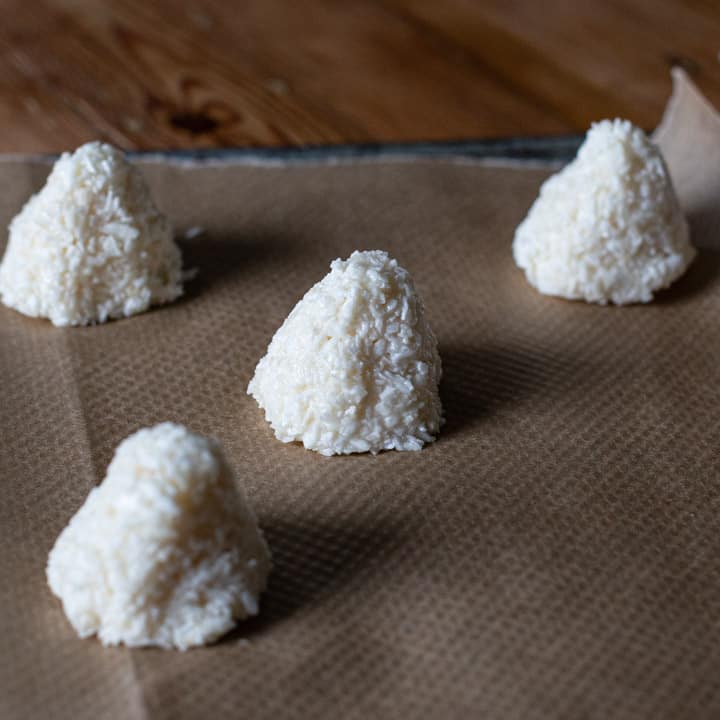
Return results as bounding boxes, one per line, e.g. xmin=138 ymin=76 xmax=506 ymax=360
xmin=0 ymin=0 xmax=718 ymax=151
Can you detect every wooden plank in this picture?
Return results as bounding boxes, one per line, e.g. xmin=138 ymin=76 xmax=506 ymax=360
xmin=384 ymin=0 xmax=720 ymax=131
xmin=0 ymin=0 xmax=716 ymax=151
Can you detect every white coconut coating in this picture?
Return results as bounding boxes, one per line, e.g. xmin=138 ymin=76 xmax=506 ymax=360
xmin=0 ymin=141 xmax=183 ymax=325
xmin=47 ymin=423 xmax=270 ymax=650
xmin=513 ymin=119 xmax=694 ymax=305
xmin=248 ymin=250 xmax=443 ymax=456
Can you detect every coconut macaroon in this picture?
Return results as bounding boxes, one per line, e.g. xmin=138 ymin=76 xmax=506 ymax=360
xmin=513 ymin=119 xmax=694 ymax=305
xmin=0 ymin=141 xmax=183 ymax=326
xmin=248 ymin=250 xmax=443 ymax=456
xmin=47 ymin=423 xmax=271 ymax=650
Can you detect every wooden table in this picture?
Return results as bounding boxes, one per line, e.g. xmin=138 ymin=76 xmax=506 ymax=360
xmin=1 ymin=0 xmax=718 ymax=152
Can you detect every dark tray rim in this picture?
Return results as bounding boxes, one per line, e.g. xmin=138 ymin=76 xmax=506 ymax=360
xmin=123 ymin=135 xmax=584 ymax=164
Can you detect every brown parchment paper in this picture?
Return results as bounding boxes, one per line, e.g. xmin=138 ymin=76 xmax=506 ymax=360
xmin=3 ymin=69 xmax=720 ymax=720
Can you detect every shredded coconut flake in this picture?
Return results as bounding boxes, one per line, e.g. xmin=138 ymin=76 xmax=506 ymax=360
xmin=248 ymin=250 xmax=443 ymax=456
xmin=0 ymin=141 xmax=183 ymax=325
xmin=47 ymin=423 xmax=271 ymax=650
xmin=513 ymin=119 xmax=694 ymax=305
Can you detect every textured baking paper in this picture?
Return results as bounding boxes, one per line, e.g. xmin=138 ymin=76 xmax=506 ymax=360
xmin=2 ymin=69 xmax=720 ymax=720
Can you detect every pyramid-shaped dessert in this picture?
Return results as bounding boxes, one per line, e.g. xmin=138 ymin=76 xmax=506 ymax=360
xmin=47 ymin=423 xmax=271 ymax=650
xmin=0 ymin=141 xmax=183 ymax=326
xmin=248 ymin=250 xmax=443 ymax=456
xmin=513 ymin=119 xmax=694 ymax=304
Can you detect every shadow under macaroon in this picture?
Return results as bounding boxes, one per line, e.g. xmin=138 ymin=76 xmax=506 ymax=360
xmin=222 ymin=514 xmax=402 ymax=642
xmin=653 ymin=247 xmax=720 ymax=304
xmin=176 ymin=231 xmax=301 ymax=303
xmin=654 ymin=199 xmax=720 ymax=304
xmin=439 ymin=343 xmax=584 ymax=439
